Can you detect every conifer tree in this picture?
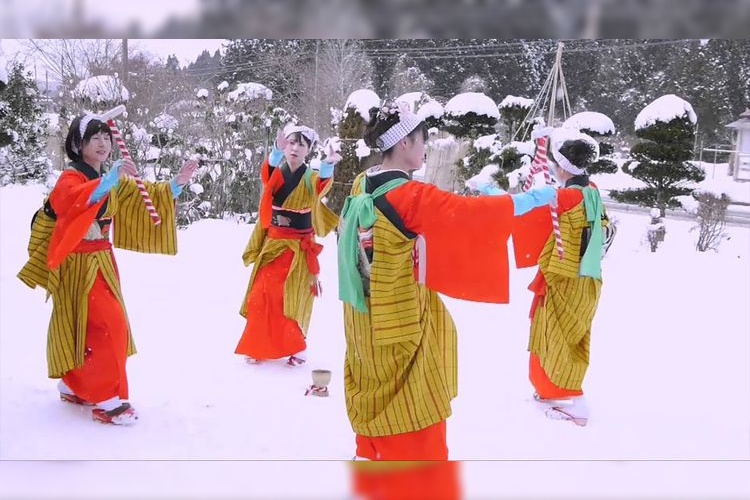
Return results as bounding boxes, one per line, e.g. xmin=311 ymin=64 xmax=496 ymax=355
xmin=0 ymin=63 xmax=50 ymax=185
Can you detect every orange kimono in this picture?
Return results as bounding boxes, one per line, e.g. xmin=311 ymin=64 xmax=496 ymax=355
xmin=235 ymin=157 xmax=338 ymax=360
xmin=512 ymin=178 xmax=606 ymax=400
xmin=342 ymin=170 xmax=515 ymax=454
xmin=17 ymin=161 xmax=178 ymax=404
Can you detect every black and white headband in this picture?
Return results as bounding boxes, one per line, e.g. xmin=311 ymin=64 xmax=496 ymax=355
xmin=375 ymin=101 xmax=423 ymax=151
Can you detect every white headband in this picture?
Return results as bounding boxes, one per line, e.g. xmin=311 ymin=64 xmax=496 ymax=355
xmin=549 ymin=128 xmax=599 ymax=175
xmin=79 ymin=113 xmax=103 ymax=139
xmin=375 ymin=101 xmax=424 ymax=151
xmin=284 ymin=124 xmax=319 ymax=147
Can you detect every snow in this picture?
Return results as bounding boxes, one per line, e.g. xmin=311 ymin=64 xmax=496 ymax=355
xmin=2 ymin=182 xmax=749 ymax=498
xmin=417 ymin=98 xmax=444 ymax=120
xmin=189 ymin=183 xmax=204 ymax=195
xmin=142 ymin=166 xmax=157 ymax=183
xmin=472 ymin=133 xmax=501 ymax=152
xmin=562 ymin=111 xmax=616 ymax=135
xmin=635 ymin=94 xmax=698 ymax=131
xmin=0 ymin=45 xmax=7 ymax=82
xmin=153 ymin=112 xmax=178 ymax=131
xmin=227 ymin=82 xmax=273 ymax=102
xmin=396 ymin=92 xmax=444 ymax=121
xmin=344 ymin=89 xmax=380 ymax=121
xmin=396 ymin=92 xmax=424 ymax=112
xmin=590 ymin=159 xmax=750 ymax=206
xmin=42 ymin=112 xmax=60 ymax=134
xmin=354 ymin=139 xmax=371 ymax=159
xmin=72 ymin=75 xmax=130 ymax=104
xmin=499 ymin=95 xmax=534 ymax=109
xmin=145 ymin=146 xmax=161 ymax=161
xmin=444 ymin=92 xmax=500 ymax=119
xmin=196 ymin=88 xmax=209 ymax=98
xmin=503 ymin=140 xmax=536 ymax=157
xmin=217 ymin=81 xmax=229 ymax=92
xmin=465 ymin=163 xmax=501 ymax=192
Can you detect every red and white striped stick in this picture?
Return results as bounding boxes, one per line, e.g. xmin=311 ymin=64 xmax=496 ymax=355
xmin=523 ymin=134 xmax=564 ymax=260
xmin=103 ymin=109 xmax=161 ymax=226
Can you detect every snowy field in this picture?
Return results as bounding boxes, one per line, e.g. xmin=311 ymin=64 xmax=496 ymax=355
xmin=1 ymin=182 xmax=749 ymax=498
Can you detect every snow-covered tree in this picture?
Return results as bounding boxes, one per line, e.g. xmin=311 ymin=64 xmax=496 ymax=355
xmin=0 ymin=63 xmax=50 ymax=185
xmin=498 ymin=95 xmax=534 ymax=142
xmin=610 ymin=95 xmax=704 ymax=216
xmin=398 ymin=92 xmax=444 ymax=130
xmin=389 ymin=55 xmax=433 ymax=98
xmin=328 ymin=89 xmax=381 ymax=214
xmin=442 ymin=92 xmax=500 ymax=140
xmin=297 ymin=40 xmax=373 ymax=135
xmin=177 ymin=80 xmax=284 ymax=225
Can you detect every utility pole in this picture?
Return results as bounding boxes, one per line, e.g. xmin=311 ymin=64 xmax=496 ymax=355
xmin=582 ymin=0 xmax=603 ymax=39
xmin=122 ymin=38 xmax=128 ymax=85
xmin=313 ymin=40 xmax=319 ymax=131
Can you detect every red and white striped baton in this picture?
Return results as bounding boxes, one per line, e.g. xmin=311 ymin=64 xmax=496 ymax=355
xmin=100 ymin=105 xmax=162 ymax=226
xmin=523 ymin=132 xmax=564 ymax=260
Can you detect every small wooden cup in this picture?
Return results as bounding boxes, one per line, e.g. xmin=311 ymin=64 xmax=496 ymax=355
xmin=310 ymin=369 xmax=331 ymax=397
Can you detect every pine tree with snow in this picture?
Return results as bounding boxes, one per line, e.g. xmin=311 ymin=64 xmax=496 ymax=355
xmin=329 ymin=107 xmax=370 ymax=214
xmin=498 ymin=95 xmax=534 ymax=142
xmin=0 ymin=63 xmax=50 ymax=186
xmin=442 ymin=92 xmax=499 ymax=140
xmin=610 ymin=95 xmax=704 ymax=217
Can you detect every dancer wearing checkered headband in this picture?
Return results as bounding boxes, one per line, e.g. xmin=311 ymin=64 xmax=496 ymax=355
xmin=338 ymin=101 xmax=556 ymax=471
xmin=512 ymin=127 xmax=616 ymax=427
xmin=17 ymin=113 xmax=198 ymax=425
xmin=235 ymin=124 xmax=340 ymax=367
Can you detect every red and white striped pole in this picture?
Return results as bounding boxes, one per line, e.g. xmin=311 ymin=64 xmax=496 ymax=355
xmin=523 ymin=131 xmax=564 ymax=260
xmin=100 ymin=106 xmax=161 ymax=226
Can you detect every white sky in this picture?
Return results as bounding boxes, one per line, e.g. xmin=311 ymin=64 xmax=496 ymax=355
xmin=1 ymin=38 xmax=226 ymax=80
xmin=132 ymin=39 xmax=226 ymax=66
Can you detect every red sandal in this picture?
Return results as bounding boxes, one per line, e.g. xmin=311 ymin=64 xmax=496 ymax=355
xmin=92 ymin=402 xmax=138 ymax=425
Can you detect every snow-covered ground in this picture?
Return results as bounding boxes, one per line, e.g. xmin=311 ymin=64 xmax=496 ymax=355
xmin=592 ymin=160 xmax=750 ymax=206
xmin=1 ymin=182 xmax=749 ymax=498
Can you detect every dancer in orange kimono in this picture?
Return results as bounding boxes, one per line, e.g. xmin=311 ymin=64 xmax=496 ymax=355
xmin=235 ymin=125 xmax=339 ymax=366
xmin=512 ymin=127 xmax=615 ymax=427
xmin=18 ymin=113 xmax=198 ymax=425
xmin=338 ymin=101 xmax=557 ymax=499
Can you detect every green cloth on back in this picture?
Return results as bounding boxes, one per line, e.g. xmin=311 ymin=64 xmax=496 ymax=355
xmin=572 ymin=185 xmax=603 ymax=279
xmin=338 ymin=176 xmax=409 ymax=312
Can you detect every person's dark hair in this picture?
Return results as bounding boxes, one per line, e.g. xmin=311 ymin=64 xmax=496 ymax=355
xmin=287 ymin=131 xmax=312 ymax=149
xmin=558 ymin=139 xmax=597 ymax=169
xmin=363 ymin=106 xmax=427 ymax=156
xmin=64 ymin=116 xmax=114 ymax=162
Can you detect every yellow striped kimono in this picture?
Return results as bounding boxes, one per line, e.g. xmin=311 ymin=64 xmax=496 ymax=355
xmin=343 ymin=173 xmax=458 ymax=437
xmin=18 ymin=176 xmax=177 ymax=378
xmin=239 ymin=167 xmax=338 ymax=336
xmin=528 ymin=201 xmax=603 ymax=392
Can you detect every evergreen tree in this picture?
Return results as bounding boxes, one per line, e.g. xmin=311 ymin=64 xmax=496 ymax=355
xmin=442 ymin=105 xmax=498 ymax=140
xmin=221 ymin=39 xmax=315 ymax=108
xmin=187 ymin=49 xmax=224 ymax=87
xmin=498 ymin=95 xmax=534 ymax=142
xmin=610 ymin=95 xmax=704 ymax=216
xmin=328 ymin=107 xmax=374 ymax=214
xmin=491 ymin=146 xmax=528 ymax=192
xmin=0 ymin=63 xmax=50 ymax=185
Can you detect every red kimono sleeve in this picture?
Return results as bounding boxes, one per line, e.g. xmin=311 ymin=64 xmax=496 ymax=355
xmin=385 ymin=182 xmax=515 ymax=304
xmin=47 ymin=170 xmax=106 ymax=269
xmin=511 ymin=188 xmax=584 ymax=268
